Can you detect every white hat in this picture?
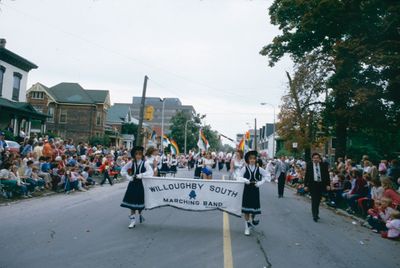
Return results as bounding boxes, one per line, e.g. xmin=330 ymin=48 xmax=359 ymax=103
xmin=55 ymin=156 xmax=62 ymax=161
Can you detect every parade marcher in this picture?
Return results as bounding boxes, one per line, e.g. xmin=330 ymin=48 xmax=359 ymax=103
xmin=120 ymin=146 xmax=154 ymax=229
xmin=275 ymin=156 xmax=288 ymax=198
xmin=145 ymin=147 xmax=160 ymax=177
xmin=170 ymin=154 xmax=178 ymax=175
xmin=160 ymin=150 xmax=170 ymax=176
xmin=304 ymin=153 xmax=330 ymax=222
xmin=194 ymin=152 xmax=204 ymax=179
xmin=202 ymin=152 xmax=215 ymax=180
xmin=230 ymin=149 xmax=245 ymax=180
xmin=238 ymin=150 xmax=268 ymax=235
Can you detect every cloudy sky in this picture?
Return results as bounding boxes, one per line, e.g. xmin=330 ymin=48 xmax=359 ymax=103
xmin=0 ymin=0 xmax=292 ymax=144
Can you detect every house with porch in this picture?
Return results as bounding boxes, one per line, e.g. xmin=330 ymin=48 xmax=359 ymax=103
xmin=0 ymin=39 xmax=48 ymax=138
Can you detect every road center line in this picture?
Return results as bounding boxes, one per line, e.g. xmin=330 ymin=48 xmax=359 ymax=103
xmin=222 ymin=174 xmax=233 ymax=268
xmin=223 ymin=212 xmax=233 ymax=268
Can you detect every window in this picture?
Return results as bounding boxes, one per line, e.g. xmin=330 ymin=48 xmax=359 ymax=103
xmin=96 ymin=111 xmax=102 ymax=126
xmin=33 ymin=106 xmax=43 ymax=113
xmin=47 ymin=107 xmax=54 ymax=122
xmin=0 ymin=66 xmax=5 ymax=97
xmin=59 ymin=110 xmax=67 ymax=123
xmin=31 ymin=91 xmax=44 ymax=99
xmin=12 ymin=72 xmax=22 ymax=101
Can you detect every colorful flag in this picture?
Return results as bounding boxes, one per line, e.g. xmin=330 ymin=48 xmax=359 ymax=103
xmin=238 ymin=137 xmax=245 ymax=151
xmin=170 ymin=139 xmax=180 ymax=155
xmin=197 ymin=128 xmax=210 ymax=151
xmin=163 ymin=135 xmax=171 ymax=147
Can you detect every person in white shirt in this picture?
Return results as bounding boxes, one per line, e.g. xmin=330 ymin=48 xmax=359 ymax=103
xmin=201 ymin=152 xmax=215 ymax=180
xmin=230 ymin=150 xmax=245 ymax=180
xmin=120 ymin=146 xmax=154 ymax=229
xmin=238 ymin=150 xmax=268 ymax=236
xmin=383 ymin=210 xmax=400 ymax=239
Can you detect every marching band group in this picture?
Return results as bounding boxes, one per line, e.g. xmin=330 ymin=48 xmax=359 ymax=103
xmin=119 ymin=146 xmax=270 ymax=236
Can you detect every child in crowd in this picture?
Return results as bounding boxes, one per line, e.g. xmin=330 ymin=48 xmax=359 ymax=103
xmin=381 ymin=210 xmax=400 ymax=240
xmin=81 ymin=166 xmax=95 ymax=186
xmin=367 ymin=197 xmax=396 ymax=233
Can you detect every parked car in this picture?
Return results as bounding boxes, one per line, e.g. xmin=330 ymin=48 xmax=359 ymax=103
xmin=5 ymin=140 xmax=20 ymax=153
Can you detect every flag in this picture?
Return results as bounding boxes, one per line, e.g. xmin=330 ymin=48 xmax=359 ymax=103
xmin=197 ymin=128 xmax=210 ymax=151
xmin=163 ymin=135 xmax=171 ymax=147
xmin=170 ymin=139 xmax=180 ymax=155
xmin=237 ymin=137 xmax=245 ymax=151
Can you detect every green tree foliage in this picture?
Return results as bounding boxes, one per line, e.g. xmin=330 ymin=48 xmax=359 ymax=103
xmin=121 ymin=123 xmax=138 ymax=135
xmin=89 ymin=135 xmax=110 ymax=147
xmin=261 ymin=0 xmax=400 ymax=159
xmin=169 ymin=111 xmax=223 ymax=153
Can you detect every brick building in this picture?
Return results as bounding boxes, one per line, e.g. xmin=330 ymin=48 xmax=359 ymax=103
xmin=27 ymin=82 xmax=110 ymax=142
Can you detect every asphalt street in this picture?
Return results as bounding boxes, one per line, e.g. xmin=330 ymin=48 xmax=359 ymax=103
xmin=0 ymin=169 xmax=399 ymax=268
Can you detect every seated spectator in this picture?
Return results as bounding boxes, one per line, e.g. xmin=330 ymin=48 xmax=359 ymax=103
xmin=38 ymin=156 xmax=52 ymax=189
xmin=378 ymin=160 xmax=388 ymax=176
xmin=9 ymin=165 xmax=31 ymax=198
xmin=381 ymin=210 xmax=400 ymax=240
xmin=327 ymin=174 xmax=345 ymax=207
xmin=367 ymin=197 xmax=396 ymax=233
xmin=381 ymin=177 xmax=400 ymax=209
xmin=359 ymin=177 xmax=384 ymax=217
xmin=343 ymin=169 xmax=368 ymax=214
xmin=81 ymin=166 xmax=95 ymax=186
xmin=24 ymin=160 xmax=45 ymax=192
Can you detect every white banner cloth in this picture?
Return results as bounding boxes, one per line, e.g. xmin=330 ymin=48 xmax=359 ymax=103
xmin=142 ymin=177 xmax=244 ymax=217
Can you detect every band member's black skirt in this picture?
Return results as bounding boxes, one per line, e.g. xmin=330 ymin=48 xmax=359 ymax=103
xmin=160 ymin=163 xmax=169 ymax=174
xmin=242 ymin=184 xmax=261 ymax=215
xmin=194 ymin=166 xmax=202 ymax=179
xmin=120 ymin=179 xmax=145 ymax=212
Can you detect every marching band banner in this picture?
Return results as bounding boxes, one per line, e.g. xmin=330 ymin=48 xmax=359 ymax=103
xmin=142 ymin=177 xmax=245 ymax=217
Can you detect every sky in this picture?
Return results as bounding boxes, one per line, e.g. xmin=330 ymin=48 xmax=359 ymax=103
xmin=0 ymin=0 xmax=292 ymax=145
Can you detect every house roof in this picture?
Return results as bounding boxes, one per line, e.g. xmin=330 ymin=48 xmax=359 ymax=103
xmin=45 ymin=83 xmax=109 ymax=105
xmin=86 ymin=90 xmax=109 ymax=103
xmin=107 ymin=103 xmax=132 ymax=123
xmin=0 ymin=47 xmax=38 ymax=72
xmin=0 ymin=97 xmax=48 ymax=119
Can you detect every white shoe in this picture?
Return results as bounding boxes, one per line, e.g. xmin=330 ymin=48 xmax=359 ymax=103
xmin=244 ymin=222 xmax=250 ymax=236
xmin=128 ymin=216 xmax=136 ymax=229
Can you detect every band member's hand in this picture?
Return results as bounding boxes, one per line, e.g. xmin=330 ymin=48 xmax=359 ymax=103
xmin=127 ymin=175 xmax=133 ymax=181
xmin=304 ymin=187 xmax=309 ymax=192
xmin=239 ymin=177 xmax=250 ymax=184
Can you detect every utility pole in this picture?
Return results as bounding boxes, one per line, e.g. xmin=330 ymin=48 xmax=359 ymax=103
xmin=254 ymin=118 xmax=257 ymax=151
xmin=136 ymin=75 xmax=148 ymax=147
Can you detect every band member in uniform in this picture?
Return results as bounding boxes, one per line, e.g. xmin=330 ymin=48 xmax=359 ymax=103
xmin=238 ymin=150 xmax=268 ymax=235
xmin=230 ymin=149 xmax=245 ymax=180
xmin=304 ymin=152 xmax=330 ymax=222
xmin=120 ymin=146 xmax=154 ymax=229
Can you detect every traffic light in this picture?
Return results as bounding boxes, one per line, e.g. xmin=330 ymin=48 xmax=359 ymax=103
xmin=144 ymin=105 xmax=154 ymax=121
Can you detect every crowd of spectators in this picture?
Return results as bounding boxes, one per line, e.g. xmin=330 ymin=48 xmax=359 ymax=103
xmin=282 ymin=155 xmax=400 ymax=240
xmin=0 ymin=133 xmax=134 ymax=199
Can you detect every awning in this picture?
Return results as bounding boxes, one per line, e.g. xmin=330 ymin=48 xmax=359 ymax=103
xmin=0 ymin=97 xmax=48 ymax=120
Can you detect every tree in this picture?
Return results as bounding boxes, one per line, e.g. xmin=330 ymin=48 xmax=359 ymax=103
xmin=278 ymin=52 xmax=331 ymax=160
xmin=121 ymin=123 xmax=138 ymax=135
xmin=261 ymin=0 xmax=400 ymax=159
xmin=169 ymin=111 xmax=204 ymax=153
xmin=169 ymin=111 xmax=222 ymax=153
